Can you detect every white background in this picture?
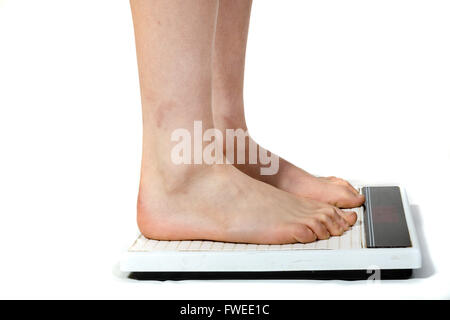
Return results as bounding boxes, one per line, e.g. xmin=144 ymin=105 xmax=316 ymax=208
xmin=0 ymin=0 xmax=449 ymax=299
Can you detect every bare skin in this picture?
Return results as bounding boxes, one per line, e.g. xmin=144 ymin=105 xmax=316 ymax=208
xmin=212 ymin=0 xmax=365 ymax=208
xmin=130 ymin=0 xmax=357 ymax=244
xmin=138 ymin=164 xmax=357 ymax=244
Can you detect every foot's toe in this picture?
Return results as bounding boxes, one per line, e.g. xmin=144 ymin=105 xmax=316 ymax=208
xmin=292 ymin=224 xmax=317 ymax=243
xmin=338 ymin=209 xmax=358 ymax=226
xmin=315 ymin=208 xmax=346 ymax=236
xmin=334 ymin=188 xmax=365 ymax=208
xmin=330 ymin=207 xmax=351 ymax=230
xmin=305 ymin=219 xmax=332 ymax=240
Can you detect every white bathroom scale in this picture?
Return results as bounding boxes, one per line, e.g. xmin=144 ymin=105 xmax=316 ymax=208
xmin=120 ymin=186 xmax=421 ymax=280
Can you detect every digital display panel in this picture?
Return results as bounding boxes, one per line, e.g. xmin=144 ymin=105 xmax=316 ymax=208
xmin=362 ymin=186 xmax=412 ymax=248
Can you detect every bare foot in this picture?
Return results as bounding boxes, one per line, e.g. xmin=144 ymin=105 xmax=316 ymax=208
xmin=213 ymin=118 xmax=365 ymax=208
xmin=137 ymin=164 xmax=357 ymax=244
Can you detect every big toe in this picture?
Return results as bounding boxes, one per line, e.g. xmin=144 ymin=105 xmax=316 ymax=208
xmin=334 ymin=188 xmax=365 ymax=208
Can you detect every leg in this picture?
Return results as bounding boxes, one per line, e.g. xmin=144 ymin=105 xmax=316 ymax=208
xmin=212 ymin=0 xmax=364 ymax=208
xmin=131 ymin=0 xmax=356 ymax=244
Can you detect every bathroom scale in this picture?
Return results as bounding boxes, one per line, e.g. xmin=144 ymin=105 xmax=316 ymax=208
xmin=120 ymin=185 xmax=421 ymax=280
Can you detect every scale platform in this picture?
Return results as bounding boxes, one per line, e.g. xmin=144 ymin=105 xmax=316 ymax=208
xmin=120 ymin=186 xmax=421 ymax=280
